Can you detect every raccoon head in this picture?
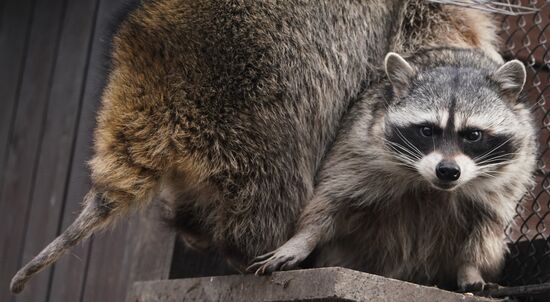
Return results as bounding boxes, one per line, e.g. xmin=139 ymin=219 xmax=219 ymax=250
xmin=382 ymin=52 xmax=529 ymax=192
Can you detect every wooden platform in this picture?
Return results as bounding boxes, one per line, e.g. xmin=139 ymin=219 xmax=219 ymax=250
xmin=128 ymin=268 xmax=503 ymax=302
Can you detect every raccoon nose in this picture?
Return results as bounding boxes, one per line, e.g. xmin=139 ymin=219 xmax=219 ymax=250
xmin=436 ymin=161 xmax=461 ymax=181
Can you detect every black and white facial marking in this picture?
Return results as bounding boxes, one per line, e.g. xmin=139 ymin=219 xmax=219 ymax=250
xmin=383 ymin=53 xmax=526 ymax=191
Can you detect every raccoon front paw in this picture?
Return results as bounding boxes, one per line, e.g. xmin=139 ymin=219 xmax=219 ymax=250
xmin=460 ymin=281 xmax=486 ymax=292
xmin=457 ymin=265 xmax=487 ymax=292
xmin=460 ymin=281 xmax=500 ymax=292
xmin=246 ymin=239 xmax=313 ymax=275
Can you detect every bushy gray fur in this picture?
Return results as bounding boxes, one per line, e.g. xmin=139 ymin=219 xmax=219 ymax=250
xmin=11 ymin=0 xmax=503 ymax=293
xmin=250 ymin=48 xmax=537 ymax=291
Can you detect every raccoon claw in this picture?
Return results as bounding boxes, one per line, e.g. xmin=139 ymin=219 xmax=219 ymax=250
xmin=247 ymin=252 xmax=301 ymax=275
xmin=248 ymin=231 xmax=317 ymax=275
xmin=460 ymin=281 xmax=501 ymax=293
xmin=246 ymin=259 xmax=268 ymax=274
xmin=248 ymin=243 xmax=312 ymax=275
xmin=461 ymin=281 xmax=486 ymax=292
xmin=251 ymin=250 xmax=277 ymax=263
xmin=246 ymin=251 xmax=276 ymax=273
xmin=482 ymin=282 xmax=500 ymax=291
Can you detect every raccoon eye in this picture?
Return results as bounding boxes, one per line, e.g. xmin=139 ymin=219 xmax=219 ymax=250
xmin=419 ymin=126 xmax=433 ymax=137
xmin=464 ymin=130 xmax=482 ymax=142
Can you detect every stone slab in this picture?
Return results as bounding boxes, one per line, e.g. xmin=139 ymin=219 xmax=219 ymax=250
xmin=128 ymin=267 xmax=504 ymax=302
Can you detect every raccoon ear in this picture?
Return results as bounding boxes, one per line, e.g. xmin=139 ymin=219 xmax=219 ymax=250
xmin=492 ymin=60 xmax=526 ymax=103
xmin=384 ymin=52 xmax=415 ymax=98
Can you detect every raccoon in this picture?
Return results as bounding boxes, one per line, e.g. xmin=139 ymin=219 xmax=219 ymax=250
xmin=249 ymin=48 xmax=537 ymax=291
xmin=11 ymin=0 xmax=502 ymax=293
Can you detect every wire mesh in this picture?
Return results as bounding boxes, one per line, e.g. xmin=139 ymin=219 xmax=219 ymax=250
xmin=426 ymin=0 xmax=550 ymax=293
xmin=428 ymin=0 xmax=542 ymax=15
xmin=497 ymin=0 xmax=550 ymax=287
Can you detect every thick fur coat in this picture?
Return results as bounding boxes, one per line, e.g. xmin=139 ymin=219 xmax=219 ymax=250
xmin=249 ymin=48 xmax=536 ymax=290
xmin=11 ymin=0 xmax=504 ymax=293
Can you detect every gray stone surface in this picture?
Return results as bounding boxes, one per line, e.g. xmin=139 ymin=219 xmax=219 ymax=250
xmin=128 ymin=267 xmax=503 ymax=302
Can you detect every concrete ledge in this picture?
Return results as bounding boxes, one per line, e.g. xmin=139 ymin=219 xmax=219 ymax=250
xmin=128 ymin=267 xmax=503 ymax=302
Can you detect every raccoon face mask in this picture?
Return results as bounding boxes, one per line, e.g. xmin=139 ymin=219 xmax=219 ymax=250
xmin=383 ymin=52 xmax=528 ymax=192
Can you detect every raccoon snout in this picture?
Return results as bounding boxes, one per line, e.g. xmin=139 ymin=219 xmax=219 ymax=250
xmin=436 ymin=161 xmax=461 ymax=181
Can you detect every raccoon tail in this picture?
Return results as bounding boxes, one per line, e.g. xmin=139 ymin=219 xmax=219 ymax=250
xmin=10 ymin=189 xmax=119 ymax=294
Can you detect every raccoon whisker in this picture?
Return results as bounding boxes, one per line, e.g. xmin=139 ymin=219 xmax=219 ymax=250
xmin=476 ymin=157 xmax=510 ymax=166
xmin=478 ymin=160 xmax=522 ymax=173
xmin=479 ymin=166 xmax=510 ymax=174
xmin=476 ymin=159 xmax=513 ymax=167
xmin=479 ymin=157 xmax=517 ymax=166
xmin=387 ymin=157 xmax=417 ymax=170
xmin=475 ymin=149 xmax=505 ymax=164
xmin=388 ymin=156 xmax=416 ymax=166
xmin=476 ymin=153 xmax=520 ymax=166
xmin=481 ymin=171 xmax=506 ymax=178
xmin=474 ymin=140 xmax=514 ymax=163
xmin=389 ymin=153 xmax=419 ymax=168
xmin=389 ymin=129 xmax=419 ymax=155
xmin=478 ymin=169 xmax=511 ymax=178
xmin=478 ymin=151 xmax=520 ymax=160
xmin=378 ymin=150 xmax=417 ymax=168
xmin=379 ymin=136 xmax=422 ymax=160
xmin=384 ymin=135 xmax=423 ymax=161
xmin=473 ymin=137 xmax=514 ymax=162
xmin=395 ymin=129 xmax=424 ymax=158
xmin=384 ymin=148 xmax=418 ymax=162
xmin=479 ymin=162 xmax=516 ymax=170
xmin=385 ymin=141 xmax=422 ymax=161
xmin=391 ymin=153 xmax=417 ymax=164
xmin=380 ymin=99 xmax=392 ymax=112
xmin=477 ymin=171 xmax=500 ymax=179
xmin=528 ymin=101 xmax=540 ymax=111
xmin=477 ymin=162 xmax=508 ymax=170
xmin=389 ymin=147 xmax=422 ymax=164
xmin=392 ymin=162 xmax=418 ymax=171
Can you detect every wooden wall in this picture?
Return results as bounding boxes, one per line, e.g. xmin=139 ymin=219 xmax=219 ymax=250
xmin=0 ymin=1 xmax=174 ymax=301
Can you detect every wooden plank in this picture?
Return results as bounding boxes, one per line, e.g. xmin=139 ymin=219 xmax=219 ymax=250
xmin=81 ymin=216 xmax=133 ymax=302
xmin=80 ymin=204 xmax=175 ymax=302
xmin=78 ymin=0 xmax=177 ymax=299
xmin=47 ymin=1 xmax=155 ymax=301
xmin=0 ymin=0 xmax=68 ymax=301
xmin=45 ymin=0 xmax=113 ymax=298
xmin=125 ymin=204 xmax=176 ymax=285
xmin=0 ymin=2 xmax=5 ymax=26
xmin=12 ymin=1 xmax=100 ymax=301
xmin=0 ymin=0 xmax=34 ymax=200
xmin=128 ymin=268 xmax=500 ymax=302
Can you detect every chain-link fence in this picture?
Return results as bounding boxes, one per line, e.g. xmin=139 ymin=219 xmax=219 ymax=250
xmin=430 ymin=0 xmax=541 ymax=14
xmin=427 ymin=1 xmax=550 ymax=300
xmin=499 ymin=0 xmax=550 ymax=291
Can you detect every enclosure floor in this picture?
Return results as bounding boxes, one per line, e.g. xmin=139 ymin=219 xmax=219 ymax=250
xmin=129 ymin=267 xmax=502 ymax=302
